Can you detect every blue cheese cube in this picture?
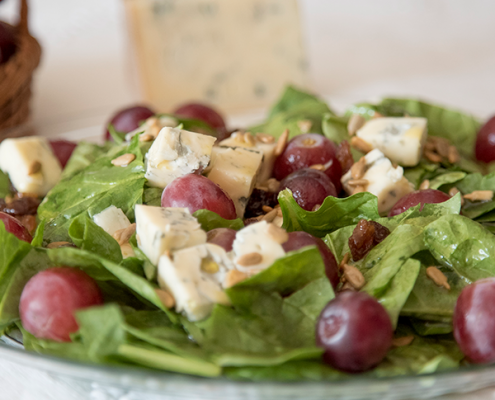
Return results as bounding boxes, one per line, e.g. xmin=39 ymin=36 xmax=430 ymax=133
xmin=93 ymin=205 xmax=131 ymax=236
xmin=341 ymin=149 xmax=414 ymax=215
xmin=135 ymin=205 xmax=207 ymax=265
xmin=206 ymin=146 xmax=263 ymax=218
xmin=232 ymin=221 xmax=287 ymax=273
xmin=158 ymin=243 xmax=234 ymax=321
xmin=356 ymin=117 xmax=428 ymax=167
xmin=219 ymin=133 xmax=277 ymax=183
xmin=145 ymin=127 xmax=216 ymax=188
xmin=0 ymin=137 xmax=62 ymax=196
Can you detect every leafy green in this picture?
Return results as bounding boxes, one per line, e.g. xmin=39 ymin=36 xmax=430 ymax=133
xmin=38 ymin=136 xmax=146 ymax=243
xmin=429 ymin=172 xmax=466 ymax=190
xmin=321 ymin=113 xmax=349 ymax=144
xmin=143 ymin=187 xmax=162 ymax=207
xmin=0 ymin=170 xmax=11 ymax=198
xmin=410 ymin=318 xmax=453 ymax=336
xmin=62 ymin=141 xmax=119 ymax=180
xmin=249 ymin=86 xmax=333 ymax=139
xmin=193 ymin=209 xmax=244 ymax=231
xmin=279 ymin=190 xmax=379 ymax=237
xmin=68 ymin=216 xmax=122 ymax=263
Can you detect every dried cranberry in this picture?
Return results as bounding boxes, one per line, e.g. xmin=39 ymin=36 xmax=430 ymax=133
xmin=349 ymin=220 xmax=375 ymax=261
xmin=244 ymin=189 xmax=278 ymax=219
xmin=336 ymin=140 xmax=354 ymax=174
xmin=370 ymin=221 xmax=390 ymax=244
xmin=0 ymin=196 xmax=40 ymax=216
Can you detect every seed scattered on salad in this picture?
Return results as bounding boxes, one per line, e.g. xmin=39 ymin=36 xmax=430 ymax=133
xmin=297 ymin=119 xmax=313 ymax=134
xmin=347 ymin=114 xmax=366 ymax=136
xmin=463 ymin=190 xmax=494 ymax=202
xmin=111 ymin=153 xmax=136 ymax=167
xmin=139 ymin=133 xmax=154 ymax=142
xmin=46 ymin=241 xmax=75 ymax=249
xmin=256 ymin=132 xmax=275 ymax=144
xmin=419 ymin=179 xmax=430 ymax=190
xmin=274 ymin=128 xmax=289 ymax=156
xmin=224 ymin=269 xmax=249 ymax=288
xmin=341 ymin=264 xmax=366 ymax=290
xmin=350 ymin=136 xmax=373 ymax=153
xmin=27 ymin=160 xmax=42 ymax=175
xmin=426 ymin=266 xmax=451 ymax=290
xmin=392 ymin=335 xmax=415 ymax=348
xmin=236 ymin=252 xmax=263 ymax=266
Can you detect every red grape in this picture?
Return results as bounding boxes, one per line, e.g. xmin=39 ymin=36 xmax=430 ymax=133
xmin=49 ymin=139 xmax=77 ymax=168
xmin=173 ymin=102 xmax=227 ymax=135
xmin=105 ymin=105 xmax=155 ymax=141
xmin=206 ymin=228 xmax=237 ymax=252
xmin=161 ymin=174 xmax=237 ymax=220
xmin=279 ymin=168 xmax=337 ymax=212
xmin=0 ymin=21 xmax=17 ymax=65
xmin=0 ymin=212 xmax=32 ymax=242
xmin=475 ymin=116 xmax=495 ymax=163
xmin=388 ymin=189 xmax=451 ymax=217
xmin=273 ymin=133 xmax=342 ymax=192
xmin=19 ymin=267 xmax=104 ymax=342
xmin=454 ymin=278 xmax=495 ymax=364
xmin=316 ymin=291 xmax=393 ymax=372
xmin=282 ymin=231 xmax=339 ymax=289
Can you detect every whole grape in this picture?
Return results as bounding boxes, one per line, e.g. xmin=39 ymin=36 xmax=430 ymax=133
xmin=282 ymin=231 xmax=339 ymax=289
xmin=388 ymin=189 xmax=451 ymax=217
xmin=19 ymin=267 xmax=104 ymax=342
xmin=104 ymin=105 xmax=155 ymax=141
xmin=49 ymin=139 xmax=77 ymax=168
xmin=173 ymin=102 xmax=227 ymax=140
xmin=316 ymin=291 xmax=393 ymax=372
xmin=475 ymin=116 xmax=495 ymax=163
xmin=279 ymin=168 xmax=337 ymax=211
xmin=0 ymin=212 xmax=32 ymax=242
xmin=273 ymin=133 xmax=342 ymax=192
xmin=454 ymin=278 xmax=495 ymax=364
xmin=161 ymin=174 xmax=237 ymax=220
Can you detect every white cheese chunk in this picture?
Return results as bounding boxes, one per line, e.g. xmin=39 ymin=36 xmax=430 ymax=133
xmin=220 ymin=133 xmax=277 ymax=183
xmin=158 ymin=243 xmax=233 ymax=321
xmin=125 ymin=116 xmax=178 ymax=141
xmin=341 ymin=149 xmax=414 ymax=215
xmin=135 ymin=205 xmax=207 ymax=265
xmin=356 ymin=117 xmax=428 ymax=167
xmin=232 ymin=221 xmax=286 ymax=273
xmin=93 ymin=206 xmax=131 ymax=236
xmin=144 ymin=127 xmax=216 ymax=188
xmin=206 ymin=146 xmax=263 ymax=218
xmin=0 ymin=137 xmax=62 ymax=196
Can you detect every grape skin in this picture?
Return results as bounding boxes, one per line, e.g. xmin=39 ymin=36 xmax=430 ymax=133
xmin=388 ymin=189 xmax=451 ymax=217
xmin=49 ymin=139 xmax=77 ymax=168
xmin=0 ymin=212 xmax=32 ymax=242
xmin=282 ymin=231 xmax=339 ymax=289
xmin=105 ymin=105 xmax=155 ymax=141
xmin=173 ymin=102 xmax=228 ymax=140
xmin=19 ymin=267 xmax=104 ymax=342
xmin=206 ymin=228 xmax=237 ymax=252
xmin=279 ymin=168 xmax=337 ymax=211
xmin=161 ymin=174 xmax=237 ymax=220
xmin=475 ymin=115 xmax=495 ymax=163
xmin=454 ymin=278 xmax=495 ymax=364
xmin=316 ymin=291 xmax=393 ymax=372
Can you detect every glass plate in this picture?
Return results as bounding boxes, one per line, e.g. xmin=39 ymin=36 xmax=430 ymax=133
xmin=2 ymin=121 xmax=495 ymax=400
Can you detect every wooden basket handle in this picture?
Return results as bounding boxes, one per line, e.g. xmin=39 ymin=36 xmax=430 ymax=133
xmin=18 ymin=0 xmax=29 ymax=35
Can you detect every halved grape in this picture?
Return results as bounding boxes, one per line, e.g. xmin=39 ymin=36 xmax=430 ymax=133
xmin=454 ymin=278 xmax=495 ymax=364
xmin=279 ymin=168 xmax=337 ymax=211
xmin=282 ymin=231 xmax=339 ymax=289
xmin=49 ymin=139 xmax=77 ymax=168
xmin=207 ymin=228 xmax=237 ymax=252
xmin=0 ymin=212 xmax=32 ymax=242
xmin=273 ymin=133 xmax=342 ymax=192
xmin=104 ymin=105 xmax=155 ymax=141
xmin=388 ymin=189 xmax=451 ymax=217
xmin=19 ymin=267 xmax=104 ymax=342
xmin=316 ymin=291 xmax=393 ymax=372
xmin=161 ymin=174 xmax=237 ymax=220
xmin=475 ymin=115 xmax=495 ymax=163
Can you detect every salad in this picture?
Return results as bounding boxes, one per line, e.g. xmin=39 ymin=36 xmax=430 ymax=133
xmin=0 ymin=86 xmax=495 ymax=381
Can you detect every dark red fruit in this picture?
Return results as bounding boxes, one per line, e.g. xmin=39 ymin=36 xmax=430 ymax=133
xmin=282 ymin=231 xmax=339 ymax=289
xmin=316 ymin=291 xmax=393 ymax=372
xmin=0 ymin=22 xmax=17 ymax=65
xmin=475 ymin=116 xmax=495 ymax=163
xmin=279 ymin=168 xmax=337 ymax=211
xmin=388 ymin=189 xmax=451 ymax=217
xmin=454 ymin=278 xmax=495 ymax=364
xmin=173 ymin=102 xmax=227 ymax=140
xmin=105 ymin=105 xmax=155 ymax=141
xmin=161 ymin=174 xmax=237 ymax=220
xmin=0 ymin=211 xmax=32 ymax=242
xmin=206 ymin=228 xmax=237 ymax=252
xmin=19 ymin=267 xmax=104 ymax=342
xmin=273 ymin=133 xmax=342 ymax=192
xmin=348 ymin=220 xmax=390 ymax=262
xmin=49 ymin=140 xmax=77 ymax=168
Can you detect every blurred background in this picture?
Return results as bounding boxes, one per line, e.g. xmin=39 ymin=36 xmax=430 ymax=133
xmin=0 ymin=0 xmax=494 ymax=138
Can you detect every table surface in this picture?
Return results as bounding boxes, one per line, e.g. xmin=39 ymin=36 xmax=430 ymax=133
xmin=0 ymin=0 xmax=495 ymax=399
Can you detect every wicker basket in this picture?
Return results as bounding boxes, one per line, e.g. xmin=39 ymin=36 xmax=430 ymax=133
xmin=0 ymin=0 xmax=41 ymax=139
